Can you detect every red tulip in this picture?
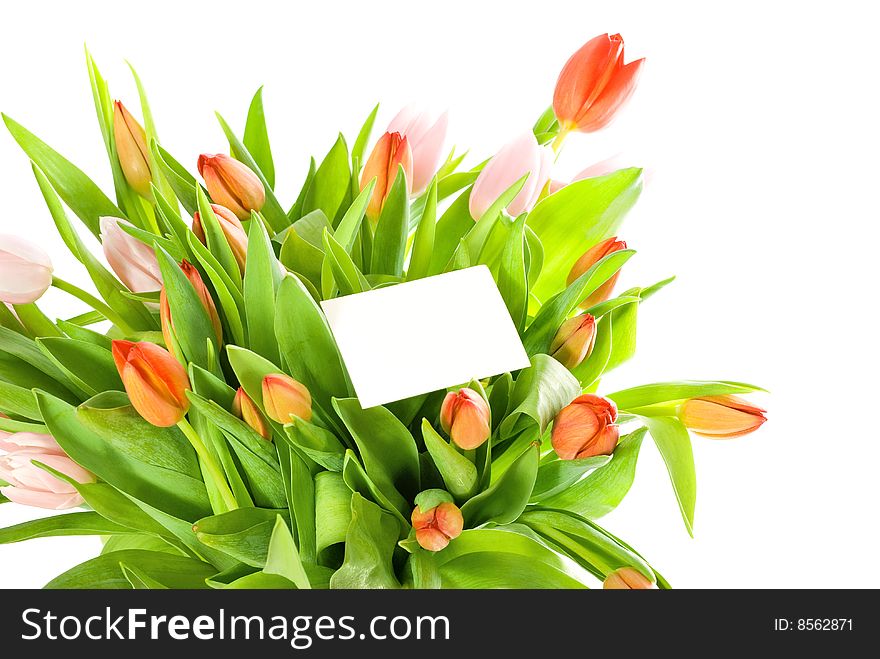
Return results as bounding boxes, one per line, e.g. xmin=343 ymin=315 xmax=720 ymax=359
xmin=411 ymin=501 xmax=464 ymax=552
xmin=192 ymin=204 xmax=248 ymax=274
xmin=261 ymin=373 xmax=312 ymax=424
xmin=550 ymin=314 xmax=597 ymax=369
xmin=551 ymin=394 xmax=619 ymax=460
xmin=553 ymin=33 xmax=645 ymax=134
xmin=440 ymin=388 xmax=491 ymax=450
xmin=112 ymin=340 xmax=191 ymax=427
xmin=113 ymin=101 xmax=153 ymax=199
xmin=232 ymin=387 xmax=271 ymax=440
xmin=360 ymin=131 xmax=413 ymax=222
xmin=603 ymin=567 xmax=656 ymax=590
xmin=197 ymin=154 xmax=265 ymax=220
xmin=680 ymin=395 xmax=767 ymax=439
xmin=567 ymin=237 xmax=627 ymax=309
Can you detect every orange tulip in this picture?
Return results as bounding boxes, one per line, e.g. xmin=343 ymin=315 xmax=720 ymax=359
xmin=440 ymin=388 xmax=491 ymax=450
xmin=553 ymin=33 xmax=645 ymax=134
xmin=192 ymin=204 xmax=248 ymax=274
xmin=603 ymin=567 xmax=656 ymax=590
xmin=551 ymin=394 xmax=619 ymax=460
xmin=360 ymin=131 xmax=413 ymax=222
xmin=111 ymin=340 xmax=191 ymax=427
xmin=261 ymin=373 xmax=312 ymax=424
xmin=113 ymin=101 xmax=153 ymax=199
xmin=680 ymin=395 xmax=767 ymax=439
xmin=550 ymin=314 xmax=597 ymax=369
xmin=411 ymin=501 xmax=464 ymax=552
xmin=160 ymin=259 xmax=222 ymax=354
xmin=232 ymin=387 xmax=271 ymax=440
xmin=197 ymin=153 xmax=265 ymax=220
xmin=567 ymin=237 xmax=627 ymax=309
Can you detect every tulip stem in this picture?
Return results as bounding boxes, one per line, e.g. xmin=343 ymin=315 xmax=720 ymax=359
xmin=51 ymin=276 xmax=136 ymax=337
xmin=177 ymin=418 xmax=238 ymax=511
xmin=551 ymin=129 xmax=569 ymax=156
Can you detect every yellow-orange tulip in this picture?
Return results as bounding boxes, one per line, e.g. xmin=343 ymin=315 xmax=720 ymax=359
xmin=411 ymin=501 xmax=464 ymax=552
xmin=551 ymin=394 xmax=619 ymax=460
xmin=232 ymin=387 xmax=271 ymax=440
xmin=113 ymin=101 xmax=153 ymax=199
xmin=197 ymin=153 xmax=265 ymax=220
xmin=261 ymin=373 xmax=312 ymax=424
xmin=680 ymin=395 xmax=767 ymax=439
xmin=192 ymin=204 xmax=248 ymax=274
xmin=440 ymin=388 xmax=491 ymax=450
xmin=603 ymin=567 xmax=656 ymax=590
xmin=111 ymin=340 xmax=191 ymax=427
xmin=360 ymin=131 xmax=413 ymax=222
xmin=567 ymin=237 xmax=627 ymax=309
xmin=550 ymin=314 xmax=597 ymax=369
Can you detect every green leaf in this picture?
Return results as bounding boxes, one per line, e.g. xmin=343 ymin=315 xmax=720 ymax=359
xmin=241 ymin=87 xmax=275 ymax=188
xmin=530 ymin=455 xmax=612 ymax=502
xmin=499 ymin=355 xmax=580 ymax=439
xmin=0 ymin=346 xmax=83 ymax=403
xmin=193 ymin=507 xmax=283 ymax=567
xmin=196 ymin=187 xmax=242 ymax=284
xmin=342 ymin=450 xmax=410 ymax=525
xmin=407 ymin=177 xmax=438 ymax=281
xmin=186 ymin=230 xmax=246 ymax=344
xmin=608 ymin=380 xmax=766 ymax=411
xmin=120 ymin=563 xmax=169 ymax=589
xmin=497 ymin=212 xmax=529 ymax=330
xmin=541 ymin=427 xmax=647 ymax=518
xmin=333 ymin=398 xmax=420 ymax=503
xmin=3 ymin=114 xmax=123 ymax=237
xmin=528 ymin=168 xmax=643 ymax=302
xmin=303 ymin=134 xmax=351 ymax=223
xmin=330 ymin=493 xmax=401 ymax=589
xmin=643 ymin=416 xmax=697 ymax=536
xmin=45 ymin=550 xmax=216 ymax=589
xmin=279 ymin=213 xmax=328 ymax=289
xmin=288 ymin=158 xmax=316 ymax=221
xmin=36 ymin=337 xmax=123 ymax=396
xmin=151 ymin=142 xmax=202 ymax=216
xmin=0 ymin=327 xmax=78 ymax=389
xmin=370 ymin=167 xmax=409 ymax=277
xmin=322 ymin=229 xmax=370 ymax=295
xmin=461 ymin=443 xmax=538 ymax=527
xmin=427 ymin=189 xmax=473 ymax=276
xmin=244 ymin=216 xmax=283 ymax=364
xmin=522 ymin=249 xmax=635 ymax=356
xmin=264 ymin=515 xmax=310 ymax=588
xmin=0 ymin=380 xmax=42 ymax=419
xmin=421 ymin=419 xmax=478 ymax=500
xmin=351 ymin=103 xmax=379 ymax=168
xmin=216 ymin=113 xmax=288 ymax=232
xmin=0 ymin=512 xmax=132 ymax=544
xmin=315 ymin=471 xmax=352 ymax=554
xmin=283 ymin=417 xmax=346 ymax=472
xmin=332 ymin=183 xmax=373 ymax=251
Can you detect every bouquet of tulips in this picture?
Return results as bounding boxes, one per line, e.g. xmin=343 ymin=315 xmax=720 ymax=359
xmin=0 ymin=33 xmax=766 ymax=589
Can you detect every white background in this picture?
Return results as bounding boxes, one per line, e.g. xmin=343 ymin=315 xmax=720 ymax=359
xmin=1 ymin=0 xmax=878 ymax=588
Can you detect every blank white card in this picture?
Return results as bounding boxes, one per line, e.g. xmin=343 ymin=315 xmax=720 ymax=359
xmin=321 ymin=266 xmax=530 ymax=408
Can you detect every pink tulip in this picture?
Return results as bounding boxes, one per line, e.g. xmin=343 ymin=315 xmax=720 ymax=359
xmin=469 ymin=132 xmax=552 ymax=221
xmin=0 ymin=234 xmax=53 ymax=304
xmin=387 ymin=106 xmax=449 ymax=194
xmin=548 ymin=155 xmax=629 ymax=194
xmin=0 ymin=433 xmax=94 ymax=510
xmin=100 ymin=217 xmax=163 ymax=293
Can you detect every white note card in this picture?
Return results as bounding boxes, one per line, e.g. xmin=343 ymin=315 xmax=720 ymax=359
xmin=321 ymin=266 xmax=530 ymax=408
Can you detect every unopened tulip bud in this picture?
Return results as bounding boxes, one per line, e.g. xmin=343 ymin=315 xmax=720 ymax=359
xmin=233 ymin=387 xmax=271 ymax=440
xmin=113 ymin=101 xmax=153 ymax=199
xmin=603 ymin=567 xmax=656 ymax=590
xmin=553 ymin=33 xmax=645 ymax=134
xmin=197 ymin=153 xmax=265 ymax=220
xmin=360 ymin=131 xmax=413 ymax=222
xmin=567 ymin=236 xmax=627 ymax=309
xmin=160 ymin=259 xmax=221 ymax=354
xmin=0 ymin=433 xmax=95 ymax=510
xmin=112 ymin=340 xmax=191 ymax=427
xmin=192 ymin=204 xmax=249 ymax=274
xmin=440 ymin=387 xmax=491 ymax=450
xmin=0 ymin=234 xmax=53 ymax=304
xmin=551 ymin=394 xmax=619 ymax=460
xmin=99 ymin=217 xmax=162 ymax=293
xmin=411 ymin=491 xmax=463 ymax=552
xmin=387 ymin=106 xmax=448 ymax=194
xmin=550 ymin=314 xmax=597 ymax=369
xmin=261 ymin=373 xmax=312 ymax=424
xmin=680 ymin=395 xmax=767 ymax=439
xmin=469 ymin=132 xmax=552 ymax=221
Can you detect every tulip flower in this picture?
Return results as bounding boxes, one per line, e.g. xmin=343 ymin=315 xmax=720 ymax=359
xmin=99 ymin=217 xmax=163 ymax=293
xmin=411 ymin=492 xmax=464 ymax=552
xmin=197 ymin=153 xmax=265 ymax=220
xmin=233 ymin=387 xmax=271 ymax=440
xmin=440 ymin=387 xmax=491 ymax=450
xmin=551 ymin=394 xmax=619 ymax=460
xmin=360 ymin=131 xmax=413 ymax=222
xmin=113 ymin=101 xmax=153 ymax=199
xmin=112 ymin=340 xmax=191 ymax=427
xmin=469 ymin=132 xmax=552 ymax=221
xmin=192 ymin=204 xmax=248 ymax=274
xmin=160 ymin=260 xmax=222 ymax=353
xmin=261 ymin=373 xmax=312 ymax=424
xmin=679 ymin=395 xmax=767 ymax=439
xmin=603 ymin=567 xmax=656 ymax=590
xmin=553 ymin=33 xmax=645 ymax=134
xmin=548 ymin=155 xmax=628 ymax=194
xmin=387 ymin=106 xmax=448 ymax=194
xmin=567 ymin=236 xmax=627 ymax=309
xmin=0 ymin=234 xmax=53 ymax=304
xmin=0 ymin=433 xmax=95 ymax=510
xmin=550 ymin=313 xmax=597 ymax=369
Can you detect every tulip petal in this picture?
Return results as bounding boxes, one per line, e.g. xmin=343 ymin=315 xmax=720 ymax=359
xmin=577 ymin=58 xmax=645 ymax=132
